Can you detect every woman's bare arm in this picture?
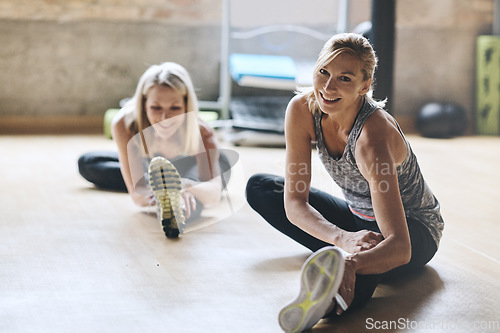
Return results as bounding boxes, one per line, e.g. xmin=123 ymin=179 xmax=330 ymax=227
xmin=183 ymin=120 xmax=222 ymax=207
xmin=283 ymin=96 xmax=348 ymax=245
xmin=347 ymin=110 xmax=411 ymax=274
xmin=111 ymin=110 xmax=152 ymax=207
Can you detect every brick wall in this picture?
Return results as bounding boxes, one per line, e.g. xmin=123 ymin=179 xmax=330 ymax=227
xmin=0 ymin=0 xmax=224 ymax=133
xmin=0 ymin=0 xmax=221 ymax=24
xmin=0 ymin=0 xmax=496 ymax=134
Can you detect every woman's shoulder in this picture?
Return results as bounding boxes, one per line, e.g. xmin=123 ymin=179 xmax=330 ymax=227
xmin=287 ymin=94 xmax=310 ymax=111
xmin=286 ymin=95 xmax=315 ymax=122
xmin=285 ymin=95 xmax=316 ymax=140
xmin=111 ymin=108 xmax=135 ymax=142
xmin=357 ymin=108 xmax=407 ymax=163
xmin=197 ymin=117 xmax=218 ymax=149
xmin=111 ymin=108 xmax=126 ymax=126
xmin=361 ymin=108 xmax=400 ymax=140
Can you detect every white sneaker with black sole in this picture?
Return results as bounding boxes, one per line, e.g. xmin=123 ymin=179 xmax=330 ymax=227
xmin=278 ymin=246 xmax=345 ymax=333
xmin=148 ymin=156 xmax=185 ymax=238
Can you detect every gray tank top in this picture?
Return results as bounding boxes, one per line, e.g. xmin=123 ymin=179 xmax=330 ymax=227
xmin=313 ymin=98 xmax=444 ymax=246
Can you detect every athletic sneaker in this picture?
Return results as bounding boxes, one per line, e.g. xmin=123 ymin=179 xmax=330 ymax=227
xmin=278 ymin=246 xmax=345 ymax=333
xmin=148 ymin=156 xmax=185 ymax=238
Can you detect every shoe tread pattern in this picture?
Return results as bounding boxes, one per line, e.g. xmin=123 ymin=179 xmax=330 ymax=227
xmin=278 ymin=247 xmax=345 ymax=333
xmin=148 ymin=157 xmax=185 ymax=238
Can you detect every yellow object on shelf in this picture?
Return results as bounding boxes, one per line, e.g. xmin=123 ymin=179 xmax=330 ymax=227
xmin=476 ymin=36 xmax=500 ymax=135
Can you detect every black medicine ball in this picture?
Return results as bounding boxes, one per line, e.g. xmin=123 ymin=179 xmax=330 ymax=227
xmin=416 ymin=102 xmax=467 ymax=138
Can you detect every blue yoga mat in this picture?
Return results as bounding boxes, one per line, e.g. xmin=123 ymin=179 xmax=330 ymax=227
xmin=229 ymin=53 xmax=296 ymax=81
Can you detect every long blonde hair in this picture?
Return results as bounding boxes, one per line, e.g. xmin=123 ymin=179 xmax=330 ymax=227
xmin=122 ymin=62 xmax=200 ymax=155
xmin=299 ymin=33 xmax=386 ymax=113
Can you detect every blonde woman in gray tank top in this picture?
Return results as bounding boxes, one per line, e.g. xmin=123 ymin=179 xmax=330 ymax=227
xmin=246 ymin=33 xmax=444 ymax=332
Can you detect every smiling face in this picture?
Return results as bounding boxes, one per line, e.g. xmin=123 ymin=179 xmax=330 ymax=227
xmin=313 ymin=52 xmax=371 ymax=115
xmin=145 ymin=84 xmax=186 ymax=140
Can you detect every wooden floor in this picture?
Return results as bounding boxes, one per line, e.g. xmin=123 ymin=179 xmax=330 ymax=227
xmin=0 ymin=134 xmax=499 ymax=333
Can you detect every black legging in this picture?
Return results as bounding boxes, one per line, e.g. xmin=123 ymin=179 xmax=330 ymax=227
xmin=78 ymin=151 xmax=128 ymax=192
xmin=78 ymin=150 xmax=233 ymax=191
xmin=78 ymin=150 xmax=234 ymax=221
xmin=246 ymin=173 xmax=438 ymax=313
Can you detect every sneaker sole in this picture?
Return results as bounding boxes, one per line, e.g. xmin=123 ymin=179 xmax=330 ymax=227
xmin=148 ymin=157 xmax=185 ymax=238
xmin=278 ymin=246 xmax=345 ymax=333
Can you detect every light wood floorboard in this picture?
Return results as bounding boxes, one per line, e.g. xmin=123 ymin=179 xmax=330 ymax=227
xmin=0 ymin=135 xmax=498 ymax=333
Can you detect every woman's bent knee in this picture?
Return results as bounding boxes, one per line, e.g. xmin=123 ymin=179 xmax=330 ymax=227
xmin=246 ymin=173 xmax=284 ymax=208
